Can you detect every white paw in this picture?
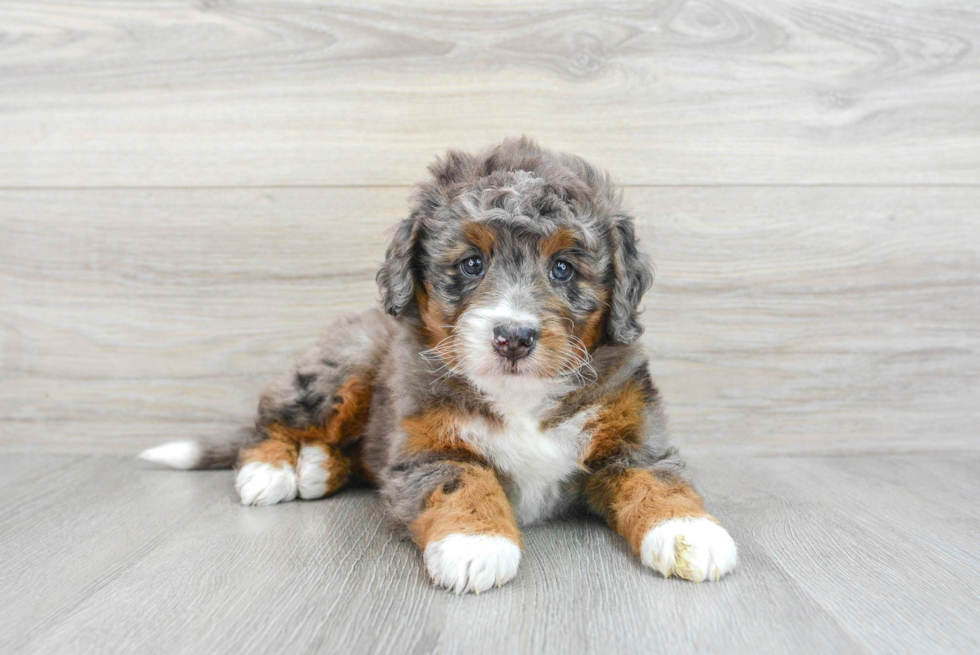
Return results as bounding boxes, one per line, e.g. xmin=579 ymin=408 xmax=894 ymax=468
xmin=423 ymin=534 xmax=521 ymax=594
xmin=641 ymin=517 xmax=737 ymax=582
xmin=235 ymin=461 xmax=298 ymax=506
xmin=296 ymin=445 xmax=330 ymax=499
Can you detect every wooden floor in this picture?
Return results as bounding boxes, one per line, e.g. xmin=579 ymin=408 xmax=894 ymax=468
xmin=2 ymin=0 xmax=979 ymax=653
xmin=1 ymin=453 xmax=977 ymax=654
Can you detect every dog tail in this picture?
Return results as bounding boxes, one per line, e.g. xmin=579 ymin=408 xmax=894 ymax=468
xmin=138 ymin=427 xmax=262 ymax=470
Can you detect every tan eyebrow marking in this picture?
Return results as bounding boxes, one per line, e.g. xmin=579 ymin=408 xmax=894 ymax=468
xmin=462 ymin=222 xmax=497 ymax=254
xmin=539 ymin=227 xmax=580 ymax=258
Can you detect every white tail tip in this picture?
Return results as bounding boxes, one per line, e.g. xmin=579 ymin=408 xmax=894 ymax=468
xmin=139 ymin=440 xmax=203 ymax=470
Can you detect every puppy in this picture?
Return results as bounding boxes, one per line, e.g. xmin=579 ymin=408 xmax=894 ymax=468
xmin=141 ymin=137 xmax=737 ymax=593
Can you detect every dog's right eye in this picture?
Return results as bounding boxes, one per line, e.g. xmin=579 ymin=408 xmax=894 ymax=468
xmin=460 ymin=257 xmax=484 ymax=277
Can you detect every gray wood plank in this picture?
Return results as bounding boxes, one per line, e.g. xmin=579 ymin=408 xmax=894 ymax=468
xmin=0 ymin=453 xmax=83 ymax=498
xmin=2 ymin=186 xmax=977 ymax=455
xmin=0 ymin=455 xmax=234 ymax=654
xmin=1 ymin=1 xmax=978 ymax=186
xmin=829 ymin=453 xmax=980 ymax=509
xmin=690 ymin=456 xmax=980 ymax=653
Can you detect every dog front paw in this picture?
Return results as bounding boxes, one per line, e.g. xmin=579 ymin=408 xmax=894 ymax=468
xmin=423 ymin=533 xmax=521 ymax=594
xmin=640 ymin=517 xmax=737 ymax=582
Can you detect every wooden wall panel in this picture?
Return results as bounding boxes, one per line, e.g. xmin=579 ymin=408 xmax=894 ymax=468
xmin=1 ymin=0 xmax=978 ymax=186
xmin=2 ymin=186 xmax=976 ymax=454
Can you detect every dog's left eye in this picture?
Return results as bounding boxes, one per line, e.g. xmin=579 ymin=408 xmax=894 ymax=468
xmin=460 ymin=257 xmax=484 ymax=277
xmin=550 ymin=260 xmax=573 ymax=281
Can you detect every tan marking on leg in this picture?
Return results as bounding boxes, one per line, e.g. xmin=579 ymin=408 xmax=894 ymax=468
xmin=240 ymin=436 xmax=298 ymax=466
xmin=257 ymin=371 xmax=373 ymax=452
xmin=581 ymin=382 xmax=647 ymax=468
xmin=586 ymin=469 xmax=712 ymax=554
xmin=401 ymin=407 xmax=486 ymax=461
xmin=324 ymin=374 xmax=374 ymax=445
xmin=318 ymin=443 xmax=354 ymax=495
xmin=410 ymin=463 xmax=521 ymax=549
xmin=246 ymin=371 xmax=374 ymax=491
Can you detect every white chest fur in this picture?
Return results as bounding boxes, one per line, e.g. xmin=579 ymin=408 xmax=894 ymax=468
xmin=459 ymin=407 xmax=596 ymax=525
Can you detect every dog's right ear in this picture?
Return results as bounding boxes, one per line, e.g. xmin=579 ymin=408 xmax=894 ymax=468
xmin=376 ymin=213 xmax=422 ymax=316
xmin=378 ymin=147 xmax=471 ymax=316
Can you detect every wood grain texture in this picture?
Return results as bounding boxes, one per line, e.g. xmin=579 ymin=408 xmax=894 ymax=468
xmin=691 ymin=455 xmax=980 ymax=654
xmin=1 ymin=0 xmax=979 ymax=186
xmin=1 ymin=186 xmax=977 ymax=455
xmin=0 ymin=456 xmax=233 ymax=654
xmin=2 ymin=453 xmax=977 ymax=654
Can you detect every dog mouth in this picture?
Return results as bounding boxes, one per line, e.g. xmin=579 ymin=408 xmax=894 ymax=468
xmin=495 ymin=353 xmax=533 ymax=375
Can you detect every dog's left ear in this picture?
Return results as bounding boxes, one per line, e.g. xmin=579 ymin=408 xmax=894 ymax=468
xmin=376 ymin=213 xmax=423 ymax=316
xmin=606 ymin=213 xmax=655 ymax=344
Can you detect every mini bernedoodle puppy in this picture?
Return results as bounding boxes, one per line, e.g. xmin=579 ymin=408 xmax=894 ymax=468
xmin=141 ymin=137 xmax=737 ymax=593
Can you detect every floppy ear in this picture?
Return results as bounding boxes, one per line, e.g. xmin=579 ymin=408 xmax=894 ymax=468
xmin=376 ymin=213 xmax=423 ymax=316
xmin=606 ymin=213 xmax=655 ymax=344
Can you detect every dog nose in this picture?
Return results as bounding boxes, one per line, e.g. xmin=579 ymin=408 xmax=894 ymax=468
xmin=492 ymin=325 xmax=538 ymax=361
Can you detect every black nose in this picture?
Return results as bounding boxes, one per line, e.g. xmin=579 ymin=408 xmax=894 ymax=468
xmin=492 ymin=325 xmax=538 ymax=362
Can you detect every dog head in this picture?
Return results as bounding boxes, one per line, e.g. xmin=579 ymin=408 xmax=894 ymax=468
xmin=377 ymin=137 xmax=653 ymax=390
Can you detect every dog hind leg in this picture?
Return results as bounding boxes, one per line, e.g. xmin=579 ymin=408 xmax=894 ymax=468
xmin=140 ymin=310 xmax=392 ymax=507
xmin=237 ymin=311 xmax=390 ymax=505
